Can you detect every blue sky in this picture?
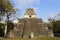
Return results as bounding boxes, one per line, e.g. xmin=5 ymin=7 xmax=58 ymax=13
xmin=10 ymin=0 xmax=60 ymax=22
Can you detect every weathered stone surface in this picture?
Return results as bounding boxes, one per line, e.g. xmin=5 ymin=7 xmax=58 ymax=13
xmin=8 ymin=8 xmax=54 ymax=38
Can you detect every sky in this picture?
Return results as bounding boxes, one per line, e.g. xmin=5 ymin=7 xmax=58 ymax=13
xmin=10 ymin=0 xmax=60 ymax=22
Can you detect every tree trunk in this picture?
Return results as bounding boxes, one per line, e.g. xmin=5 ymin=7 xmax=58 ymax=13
xmin=4 ymin=12 xmax=9 ymax=37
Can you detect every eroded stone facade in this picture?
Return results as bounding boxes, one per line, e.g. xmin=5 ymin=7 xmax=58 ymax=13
xmin=8 ymin=8 xmax=54 ymax=38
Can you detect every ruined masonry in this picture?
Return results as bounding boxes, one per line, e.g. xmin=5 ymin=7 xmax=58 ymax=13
xmin=8 ymin=8 xmax=54 ymax=38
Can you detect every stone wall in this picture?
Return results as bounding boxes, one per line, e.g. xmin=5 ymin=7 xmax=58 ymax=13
xmin=8 ymin=18 xmax=54 ymax=38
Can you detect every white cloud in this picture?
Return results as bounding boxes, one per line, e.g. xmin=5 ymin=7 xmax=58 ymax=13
xmin=10 ymin=0 xmax=41 ymax=19
xmin=43 ymin=19 xmax=49 ymax=23
xmin=12 ymin=19 xmax=19 ymax=23
xmin=14 ymin=0 xmax=40 ymax=5
xmin=27 ymin=7 xmax=39 ymax=12
xmin=11 ymin=0 xmax=40 ymax=8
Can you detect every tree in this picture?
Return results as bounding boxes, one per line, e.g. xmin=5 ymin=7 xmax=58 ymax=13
xmin=48 ymin=13 xmax=60 ymax=37
xmin=0 ymin=0 xmax=15 ymax=37
xmin=53 ymin=21 xmax=60 ymax=33
xmin=7 ymin=21 xmax=15 ymax=34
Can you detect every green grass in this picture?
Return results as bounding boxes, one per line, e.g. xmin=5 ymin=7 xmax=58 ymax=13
xmin=1 ymin=37 xmax=60 ymax=40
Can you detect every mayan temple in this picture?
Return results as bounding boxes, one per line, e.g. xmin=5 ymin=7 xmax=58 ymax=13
xmin=8 ymin=8 xmax=54 ymax=38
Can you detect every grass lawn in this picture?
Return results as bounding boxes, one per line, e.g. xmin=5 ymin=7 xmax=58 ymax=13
xmin=0 ymin=37 xmax=60 ymax=40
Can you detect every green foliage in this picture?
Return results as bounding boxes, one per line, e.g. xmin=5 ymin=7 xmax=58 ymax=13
xmin=53 ymin=20 xmax=60 ymax=33
xmin=0 ymin=23 xmax=5 ymax=31
xmin=0 ymin=23 xmax=5 ymax=36
xmin=46 ymin=23 xmax=52 ymax=30
xmin=48 ymin=13 xmax=60 ymax=33
xmin=7 ymin=21 xmax=15 ymax=33
xmin=0 ymin=0 xmax=14 ymax=11
xmin=0 ymin=11 xmax=5 ymax=21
